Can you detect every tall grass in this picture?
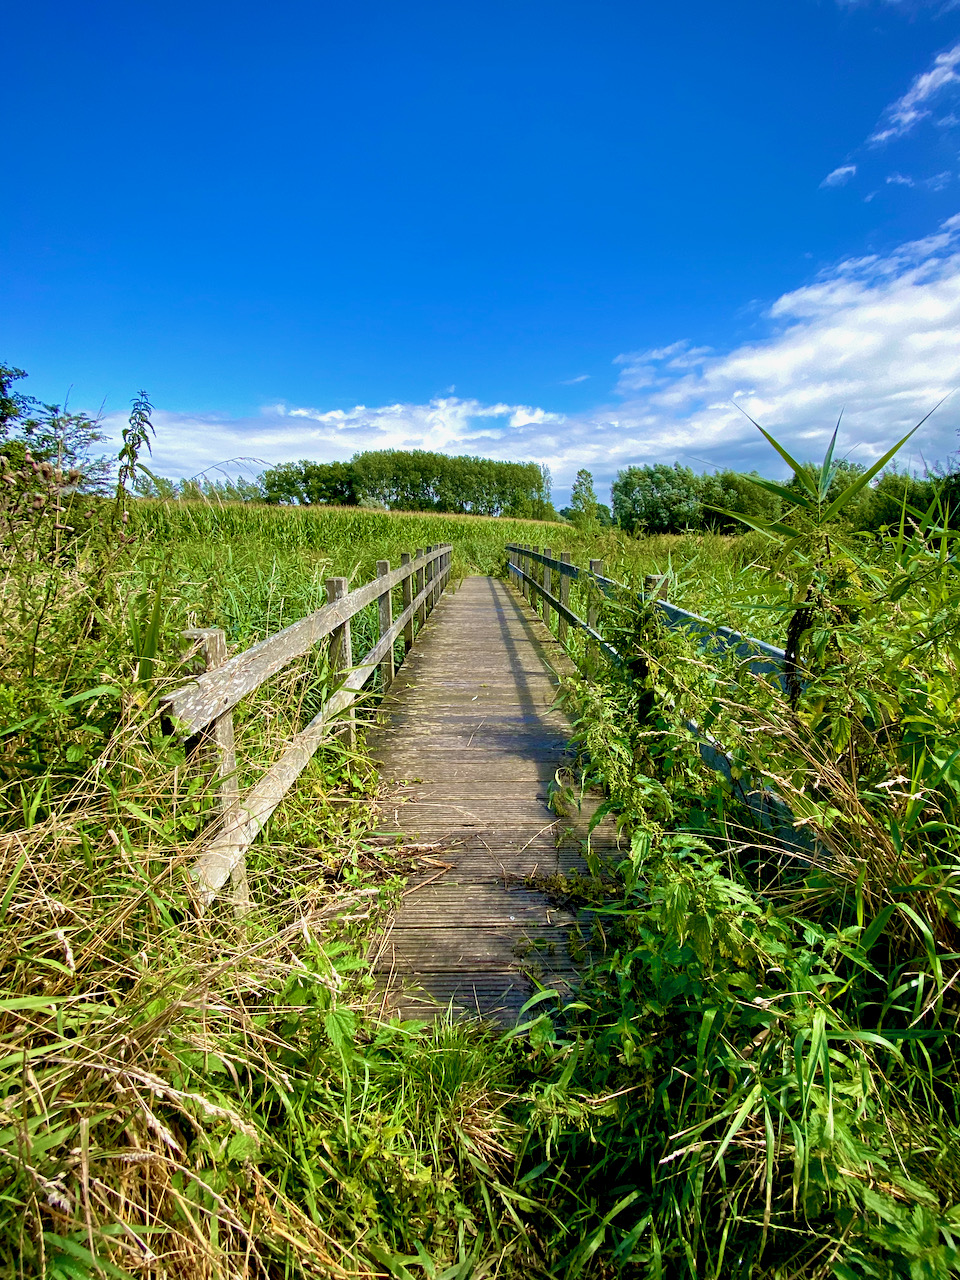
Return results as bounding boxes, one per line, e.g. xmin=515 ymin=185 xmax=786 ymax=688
xmin=1 ymin=494 xmax=573 ymax=1275
xmin=9 ymin=487 xmax=952 ymax=1277
xmin=509 ymin=453 xmax=960 ymax=1276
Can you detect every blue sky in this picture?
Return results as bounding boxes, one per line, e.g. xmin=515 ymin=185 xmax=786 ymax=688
xmin=4 ymin=0 xmax=960 ymax=503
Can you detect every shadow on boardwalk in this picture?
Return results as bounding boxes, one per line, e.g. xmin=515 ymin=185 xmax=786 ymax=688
xmin=366 ymin=576 xmax=620 ymax=1026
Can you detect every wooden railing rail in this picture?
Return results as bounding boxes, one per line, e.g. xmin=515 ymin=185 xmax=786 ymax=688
xmin=164 ymin=545 xmax=451 ymax=736
xmin=505 ymin=545 xmax=620 ymax=666
xmin=505 ymin=542 xmax=621 ymax=594
xmin=505 ymin=543 xmax=799 ymax=839
xmin=506 ymin=543 xmax=787 ymax=683
xmin=167 ymin=544 xmax=453 ymax=908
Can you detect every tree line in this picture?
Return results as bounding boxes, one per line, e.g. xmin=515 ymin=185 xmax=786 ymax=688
xmin=609 ymin=459 xmax=960 ymax=535
xmin=4 ymin=361 xmax=957 ymax=533
xmin=257 ymin=450 xmax=557 ymax=519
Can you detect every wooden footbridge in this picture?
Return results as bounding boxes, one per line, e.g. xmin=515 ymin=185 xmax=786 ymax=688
xmin=367 ymin=575 xmax=591 ymax=1023
xmin=162 ymin=539 xmax=786 ymax=1025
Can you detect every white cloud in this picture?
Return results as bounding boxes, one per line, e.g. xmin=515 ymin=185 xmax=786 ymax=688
xmin=104 ymin=217 xmax=960 ymax=504
xmin=821 ymin=164 xmax=857 ymax=188
xmin=102 ymin=395 xmax=565 ymax=484
xmin=560 ymin=374 xmax=591 ymax=385
xmin=886 ymin=171 xmax=916 ymax=185
xmin=870 ymin=42 xmax=960 ymax=143
xmin=552 ymin=216 xmax=960 ymax=493
xmin=509 ymin=406 xmax=565 ymax=428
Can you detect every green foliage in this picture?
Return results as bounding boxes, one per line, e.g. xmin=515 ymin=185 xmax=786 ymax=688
xmin=115 ymin=388 xmax=155 ymax=499
xmin=569 ymin=468 xmax=599 ymax=530
xmin=0 ymin=361 xmax=111 ymax=488
xmin=512 ymin=418 xmax=960 ymax=1277
xmin=260 ymin=449 xmax=557 ymax=519
xmin=610 ymin=440 xmax=958 ymax=539
xmin=260 ymin=458 xmax=358 ymax=505
xmin=7 ymin=359 xmax=960 ymax=1277
xmin=612 ymin=461 xmax=703 ymax=533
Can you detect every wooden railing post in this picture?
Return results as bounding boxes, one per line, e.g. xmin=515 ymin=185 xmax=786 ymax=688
xmin=521 ymin=546 xmax=530 ymax=599
xmin=531 ymin=547 xmax=542 ymax=613
xmin=645 ymin=573 xmax=669 ymax=601
xmin=415 ymin=549 xmax=426 ymax=628
xmin=377 ymin=559 xmax=394 ymax=688
xmin=400 ymin=552 xmax=414 ymax=653
xmin=325 ymin=576 xmax=356 ymax=750
xmin=558 ymin=552 xmax=572 ymax=644
xmin=588 ymin=559 xmax=604 ymax=631
xmin=183 ymin=627 xmax=250 ymax=917
xmin=542 ymin=547 xmax=553 ymax=630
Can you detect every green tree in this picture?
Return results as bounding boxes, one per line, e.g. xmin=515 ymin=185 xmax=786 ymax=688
xmin=0 ymin=362 xmax=110 ymax=489
xmin=569 ymin=468 xmax=598 ymax=529
xmin=257 ymin=450 xmax=561 ymax=517
xmin=611 ymin=463 xmax=702 ymax=534
xmin=700 ymin=468 xmax=784 ymax=532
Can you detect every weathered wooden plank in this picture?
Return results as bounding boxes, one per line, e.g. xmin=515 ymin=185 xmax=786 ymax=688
xmin=385 ymin=781 xmax=553 ymax=801
xmin=389 ymin=883 xmax=577 ymax=925
xmin=183 ymin=627 xmax=250 ymax=916
xmin=326 ymin=576 xmax=356 ymax=751
xmin=377 ymin=559 xmax=395 ymax=689
xmin=385 ymin=926 xmax=577 ymax=967
xmin=400 ymin=552 xmax=414 ymax=653
xmin=368 ymin=576 xmax=595 ymax=1026
xmin=382 ymin=708 xmax=567 ymax=725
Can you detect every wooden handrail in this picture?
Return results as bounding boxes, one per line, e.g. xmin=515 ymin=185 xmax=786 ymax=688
xmin=504 ymin=542 xmax=620 ymax=595
xmin=505 ymin=542 xmax=786 ymax=681
xmin=162 ymin=545 xmax=450 ymax=735
xmin=507 ymin=558 xmax=621 ymax=666
xmin=504 ymin=542 xmax=801 ymax=844
xmin=171 ymin=544 xmax=453 ymax=906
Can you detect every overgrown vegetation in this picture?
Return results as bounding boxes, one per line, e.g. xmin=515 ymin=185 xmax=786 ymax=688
xmin=513 ymin=418 xmax=960 ymax=1276
xmin=611 ymin=453 xmax=960 ymax=536
xmin=4 ymin=359 xmax=960 ymax=1277
xmin=0 ymin=386 xmax=617 ymax=1277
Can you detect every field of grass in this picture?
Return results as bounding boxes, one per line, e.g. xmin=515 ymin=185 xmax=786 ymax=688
xmin=132 ymin=500 xmax=780 ymax=650
xmin=3 ymin=489 xmax=960 ymax=1279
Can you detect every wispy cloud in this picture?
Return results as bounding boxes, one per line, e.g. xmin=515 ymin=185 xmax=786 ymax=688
xmin=556 ymin=215 xmax=960 ymax=494
xmin=886 ymin=171 xmax=916 ymax=185
xmin=107 ymin=217 xmax=960 ymax=502
xmin=870 ymin=41 xmax=960 ymax=143
xmin=560 ymin=374 xmax=591 ymax=385
xmin=821 ymin=164 xmax=857 ymax=188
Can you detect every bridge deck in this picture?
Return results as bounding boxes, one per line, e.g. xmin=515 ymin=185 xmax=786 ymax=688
xmin=368 ymin=575 xmax=608 ymax=1025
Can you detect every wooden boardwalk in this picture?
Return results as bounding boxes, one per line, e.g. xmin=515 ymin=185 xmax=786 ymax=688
xmin=368 ymin=575 xmax=602 ymax=1025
